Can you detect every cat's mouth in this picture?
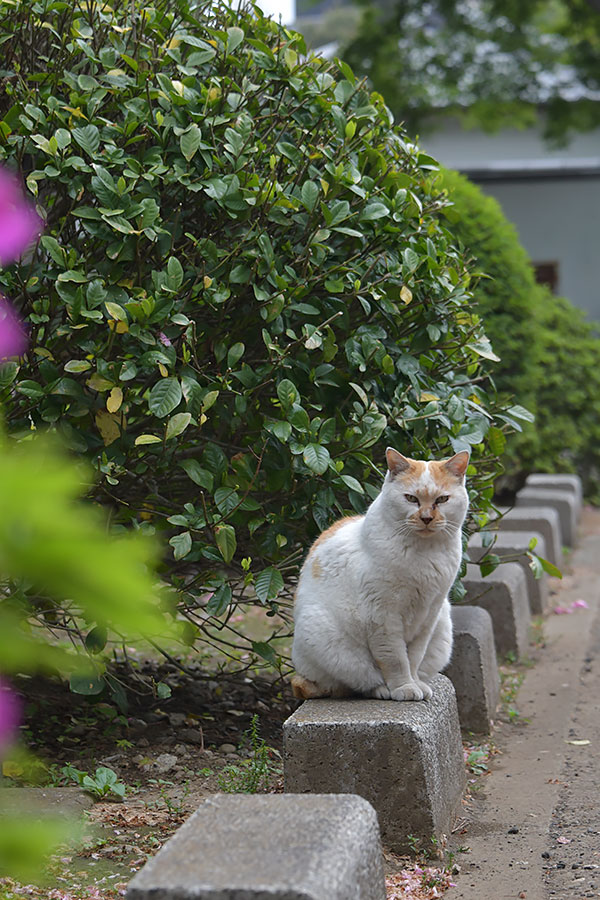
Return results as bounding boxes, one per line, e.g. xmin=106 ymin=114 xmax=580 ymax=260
xmin=417 ymin=523 xmax=438 ymax=536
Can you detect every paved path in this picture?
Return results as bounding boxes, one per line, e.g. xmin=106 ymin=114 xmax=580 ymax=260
xmin=448 ymin=507 xmax=600 ymax=900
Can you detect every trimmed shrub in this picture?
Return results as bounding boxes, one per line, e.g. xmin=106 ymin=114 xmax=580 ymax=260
xmin=0 ymin=0 xmax=519 ymax=669
xmin=441 ymin=168 xmax=600 ymax=499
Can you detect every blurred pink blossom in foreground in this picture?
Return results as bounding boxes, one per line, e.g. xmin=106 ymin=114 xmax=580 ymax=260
xmin=0 ymin=678 xmax=21 ymax=754
xmin=0 ymin=166 xmax=43 ymax=266
xmin=0 ymin=294 xmax=28 ymax=358
xmin=0 ymin=165 xmax=42 ymax=358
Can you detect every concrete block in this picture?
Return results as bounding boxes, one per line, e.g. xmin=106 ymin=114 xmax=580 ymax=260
xmin=515 ymin=488 xmax=577 ymax=547
xmin=461 ymin=563 xmax=530 ymax=659
xmin=496 ymin=505 xmax=562 ymax=567
xmin=468 ymin=531 xmax=548 ymax=615
xmin=525 ymin=473 xmax=583 ymax=514
xmin=127 ymin=793 xmax=385 ymax=900
xmin=283 ymin=675 xmax=465 ymax=853
xmin=443 ymin=606 xmax=500 ymax=733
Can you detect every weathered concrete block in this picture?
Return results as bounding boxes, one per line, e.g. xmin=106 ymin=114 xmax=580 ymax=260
xmin=127 ymin=793 xmax=385 ymax=900
xmin=461 ymin=563 xmax=530 ymax=659
xmin=515 ymin=487 xmax=577 ymax=547
xmin=525 ymin=473 xmax=583 ymax=515
xmin=468 ymin=531 xmax=548 ymax=615
xmin=443 ymin=606 xmax=500 ymax=734
xmin=283 ymin=675 xmax=465 ymax=853
xmin=496 ymin=505 xmax=562 ymax=567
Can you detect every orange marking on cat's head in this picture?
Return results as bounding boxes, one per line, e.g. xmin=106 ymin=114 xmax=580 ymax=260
xmin=309 ymin=515 xmax=361 ymax=555
xmin=386 ymin=447 xmax=426 ymax=481
xmin=312 ymin=558 xmax=323 ymax=579
xmin=430 ymin=450 xmax=470 ymax=487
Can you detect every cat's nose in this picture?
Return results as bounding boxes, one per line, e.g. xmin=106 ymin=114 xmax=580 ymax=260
xmin=420 ymin=513 xmax=434 ymax=525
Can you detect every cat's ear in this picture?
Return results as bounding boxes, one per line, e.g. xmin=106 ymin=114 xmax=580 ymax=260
xmin=443 ymin=450 xmax=470 ymax=479
xmin=386 ymin=447 xmax=412 ymax=478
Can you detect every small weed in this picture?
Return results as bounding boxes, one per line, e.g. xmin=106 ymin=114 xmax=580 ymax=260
xmin=217 ymin=714 xmax=281 ymax=794
xmin=63 ymin=764 xmax=127 ymax=800
xmin=406 ymin=833 xmax=421 ymax=855
xmin=147 ymin=778 xmax=191 ymax=816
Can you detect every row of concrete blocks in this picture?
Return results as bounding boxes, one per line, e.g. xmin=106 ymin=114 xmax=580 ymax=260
xmin=127 ymin=473 xmax=582 ymax=900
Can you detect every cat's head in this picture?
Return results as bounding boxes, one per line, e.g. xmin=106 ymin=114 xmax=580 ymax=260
xmin=382 ymin=447 xmax=469 ymax=537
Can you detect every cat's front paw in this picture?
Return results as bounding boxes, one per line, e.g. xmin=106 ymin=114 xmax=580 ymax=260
xmin=390 ymin=682 xmax=424 ymax=702
xmin=415 ymin=679 xmax=433 ymax=700
xmin=369 ymin=683 xmax=391 ymax=700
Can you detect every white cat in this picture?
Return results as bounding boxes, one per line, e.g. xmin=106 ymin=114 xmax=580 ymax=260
xmin=291 ymin=447 xmax=469 ymax=701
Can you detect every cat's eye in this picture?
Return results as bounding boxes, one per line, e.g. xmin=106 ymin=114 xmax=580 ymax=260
xmin=435 ymin=495 xmax=450 ymax=504
xmin=404 ymin=494 xmax=419 ymax=504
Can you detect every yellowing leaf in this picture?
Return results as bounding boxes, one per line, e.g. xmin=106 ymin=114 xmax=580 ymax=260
xmin=95 ymin=410 xmax=122 ymax=446
xmin=166 ymin=412 xmax=192 ymax=440
xmin=106 ymin=387 xmax=123 ymax=413
xmin=202 ymin=390 xmax=219 ymax=412
xmin=400 ymin=285 xmax=413 ymax=305
xmin=63 ymin=105 xmax=88 ymax=119
xmin=116 ymin=320 xmax=128 ymax=333
xmin=166 ymin=37 xmax=181 ymax=49
xmin=2 ymin=761 xmax=24 ymax=778
xmin=320 ymin=179 xmax=329 ymax=196
xmin=135 ymin=434 xmax=162 ymax=445
xmin=158 ymin=362 xmax=169 ymax=378
xmin=419 ymin=392 xmax=439 ymax=402
xmin=105 ymin=301 xmax=127 ymax=321
xmin=203 ymin=276 xmax=213 ymax=289
xmin=284 ymin=48 xmax=297 ymax=70
xmin=87 ymin=373 xmax=113 ymax=392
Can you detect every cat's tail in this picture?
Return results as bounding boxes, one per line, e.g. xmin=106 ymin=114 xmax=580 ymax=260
xmin=291 ymin=674 xmax=331 ymax=700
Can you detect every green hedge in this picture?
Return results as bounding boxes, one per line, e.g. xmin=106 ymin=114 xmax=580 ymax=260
xmin=0 ymin=0 xmax=521 ymax=669
xmin=441 ymin=168 xmax=600 ymax=500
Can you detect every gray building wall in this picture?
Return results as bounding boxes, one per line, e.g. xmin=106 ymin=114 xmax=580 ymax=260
xmin=423 ymin=119 xmax=600 ymax=320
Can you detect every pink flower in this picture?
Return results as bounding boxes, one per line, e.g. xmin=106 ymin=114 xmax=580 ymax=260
xmin=0 ymin=678 xmax=21 ymax=754
xmin=0 ymin=167 xmax=43 ymax=265
xmin=553 ymin=605 xmax=572 ymax=615
xmin=158 ymin=331 xmax=172 ymax=347
xmin=0 ymin=294 xmax=27 ymax=359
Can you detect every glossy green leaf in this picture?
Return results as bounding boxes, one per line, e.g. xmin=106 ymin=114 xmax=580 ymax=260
xmin=148 ymin=378 xmax=182 ymax=417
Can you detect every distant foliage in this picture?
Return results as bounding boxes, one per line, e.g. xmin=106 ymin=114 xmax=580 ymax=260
xmin=342 ymin=0 xmax=600 ymax=144
xmin=441 ymin=168 xmax=600 ymax=500
xmin=0 ymin=0 xmax=521 ymax=668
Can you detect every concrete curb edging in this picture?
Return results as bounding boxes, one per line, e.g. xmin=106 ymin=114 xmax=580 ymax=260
xmin=525 ymin=473 xmax=583 ymax=516
xmin=496 ymin=505 xmax=562 ymax=568
xmin=468 ymin=530 xmax=549 ymax=615
xmin=516 ymin=488 xmax=578 ymax=547
xmin=444 ymin=606 xmax=500 ymax=734
xmin=126 ymin=793 xmax=386 ymax=900
xmin=283 ymin=674 xmax=466 ymax=853
xmin=460 ymin=563 xmax=531 ymax=659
